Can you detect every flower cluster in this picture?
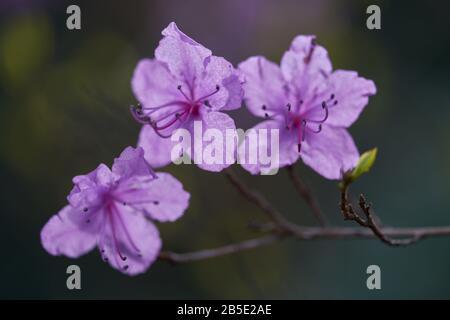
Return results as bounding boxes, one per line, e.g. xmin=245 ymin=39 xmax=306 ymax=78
xmin=41 ymin=22 xmax=376 ymax=275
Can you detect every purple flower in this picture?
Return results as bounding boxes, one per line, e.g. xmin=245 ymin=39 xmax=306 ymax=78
xmin=131 ymin=22 xmax=243 ymax=171
xmin=40 ymin=147 xmax=190 ymax=275
xmin=238 ymin=35 xmax=376 ymax=179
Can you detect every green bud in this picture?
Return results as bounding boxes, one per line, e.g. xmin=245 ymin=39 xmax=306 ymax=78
xmin=349 ymin=148 xmax=378 ymax=182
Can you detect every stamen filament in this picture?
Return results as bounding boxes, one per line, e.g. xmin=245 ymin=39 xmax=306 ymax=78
xmin=112 ymin=204 xmax=141 ymax=254
xmin=153 ymin=109 xmax=189 ymax=130
xmin=130 ymin=106 xmax=150 ymax=125
xmin=177 ymin=85 xmax=191 ymax=101
xmin=194 ymin=85 xmax=220 ymax=104
xmin=108 ymin=208 xmax=127 ymax=262
xmin=305 ymin=101 xmax=329 ymax=124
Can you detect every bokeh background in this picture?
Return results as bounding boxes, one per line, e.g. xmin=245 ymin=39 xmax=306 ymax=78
xmin=1 ymin=0 xmax=450 ymax=299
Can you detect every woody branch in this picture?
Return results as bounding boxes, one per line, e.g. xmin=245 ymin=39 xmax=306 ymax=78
xmin=159 ymin=168 xmax=450 ymax=264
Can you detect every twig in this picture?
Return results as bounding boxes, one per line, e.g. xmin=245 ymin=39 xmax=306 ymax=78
xmin=286 ymin=165 xmax=328 ymax=226
xmin=157 ymin=168 xmax=450 ymax=265
xmin=224 ymin=168 xmax=293 ymax=231
xmin=159 ymin=234 xmax=281 ymax=263
xmin=159 ymin=225 xmax=450 ymax=264
xmin=226 ymin=167 xmax=422 ymax=246
xmin=286 ymin=225 xmax=450 ymax=241
xmin=339 ymin=183 xmax=418 ymax=246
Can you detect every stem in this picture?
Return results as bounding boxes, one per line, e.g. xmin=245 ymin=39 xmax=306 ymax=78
xmin=224 ymin=168 xmax=293 ymax=231
xmin=339 ymin=182 xmax=417 ymax=246
xmin=286 ymin=165 xmax=328 ymax=226
xmin=158 ymin=168 xmax=450 ymax=265
xmin=159 ymin=234 xmax=281 ymax=263
xmin=159 ymin=225 xmax=450 ymax=264
xmin=286 ymin=225 xmax=450 ymax=240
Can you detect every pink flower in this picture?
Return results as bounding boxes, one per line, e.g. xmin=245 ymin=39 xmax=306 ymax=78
xmin=238 ymin=35 xmax=376 ymax=179
xmin=131 ymin=22 xmax=243 ymax=171
xmin=40 ymin=147 xmax=190 ymax=275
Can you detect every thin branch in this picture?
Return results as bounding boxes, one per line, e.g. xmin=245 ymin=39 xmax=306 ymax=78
xmin=286 ymin=165 xmax=328 ymax=226
xmin=157 ymin=168 xmax=450 ymax=265
xmin=339 ymin=183 xmax=418 ymax=246
xmin=159 ymin=234 xmax=281 ymax=263
xmin=286 ymin=225 xmax=450 ymax=241
xmin=159 ymin=225 xmax=450 ymax=264
xmin=224 ymin=168 xmax=293 ymax=231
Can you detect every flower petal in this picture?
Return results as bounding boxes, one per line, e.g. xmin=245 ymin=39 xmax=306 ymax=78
xmin=99 ymin=204 xmax=161 ymax=276
xmin=67 ymin=164 xmax=114 ymax=209
xmin=221 ymin=73 xmax=244 ymax=111
xmin=197 ymin=56 xmax=243 ymax=111
xmin=238 ymin=56 xmax=287 ymax=118
xmin=137 ymin=125 xmax=175 ymax=169
xmin=155 ymin=22 xmax=211 ymax=85
xmin=112 ymin=146 xmax=155 ymax=179
xmin=239 ymin=120 xmax=300 ymax=175
xmin=131 ymin=58 xmax=180 ymax=109
xmin=189 ymin=111 xmax=236 ymax=172
xmin=301 ymin=125 xmax=359 ymax=180
xmin=118 ymin=172 xmax=190 ymax=222
xmin=41 ymin=206 xmax=99 ymax=258
xmin=281 ymin=35 xmax=332 ymax=98
xmin=320 ymin=70 xmax=376 ymax=127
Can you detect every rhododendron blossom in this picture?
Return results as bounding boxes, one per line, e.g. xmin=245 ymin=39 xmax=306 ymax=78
xmin=41 ymin=147 xmax=190 ymax=275
xmin=238 ymin=35 xmax=376 ymax=179
xmin=131 ymin=22 xmax=243 ymax=172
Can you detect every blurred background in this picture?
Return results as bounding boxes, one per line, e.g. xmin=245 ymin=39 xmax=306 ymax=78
xmin=1 ymin=0 xmax=450 ymax=299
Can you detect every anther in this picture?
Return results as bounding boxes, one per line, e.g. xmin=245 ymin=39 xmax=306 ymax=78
xmin=83 ymin=207 xmax=88 ymax=213
xmin=177 ymin=85 xmax=190 ymax=100
xmin=195 ymin=85 xmax=221 ymax=103
xmin=297 ymin=143 xmax=302 ymax=153
xmin=321 ymin=101 xmax=327 ymax=109
xmin=286 ymin=103 xmax=291 ymax=111
xmin=130 ymin=106 xmax=151 ymax=125
xmin=123 ymin=265 xmax=129 ymax=271
xmin=262 ymin=105 xmax=267 ymax=110
xmin=121 ymin=256 xmax=127 ymax=261
xmin=264 ymin=113 xmax=269 ymax=118
xmin=310 ymin=124 xmax=322 ymax=133
xmin=153 ymin=201 xmax=159 ymax=205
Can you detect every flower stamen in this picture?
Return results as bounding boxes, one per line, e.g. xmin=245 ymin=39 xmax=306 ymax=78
xmin=195 ymin=85 xmax=220 ymax=104
xmin=177 ymin=85 xmax=191 ymax=101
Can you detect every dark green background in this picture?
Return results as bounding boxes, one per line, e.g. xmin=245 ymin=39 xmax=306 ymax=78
xmin=1 ymin=0 xmax=449 ymax=299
